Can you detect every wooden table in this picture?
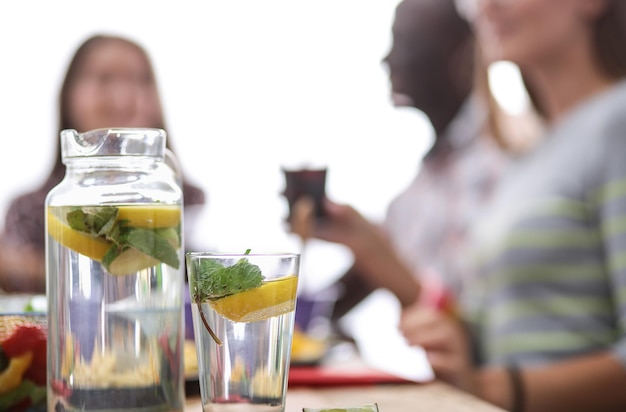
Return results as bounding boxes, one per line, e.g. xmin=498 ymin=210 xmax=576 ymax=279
xmin=185 ymin=382 xmax=507 ymax=412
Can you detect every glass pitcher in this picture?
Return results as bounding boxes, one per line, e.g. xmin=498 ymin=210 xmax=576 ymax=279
xmin=45 ymin=128 xmax=185 ymax=412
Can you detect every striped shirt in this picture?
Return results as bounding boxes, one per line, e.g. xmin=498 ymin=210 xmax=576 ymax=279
xmin=463 ymin=80 xmax=626 ymax=367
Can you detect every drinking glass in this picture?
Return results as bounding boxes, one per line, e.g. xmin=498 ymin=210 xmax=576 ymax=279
xmin=186 ymin=252 xmax=300 ymax=412
xmin=281 ymin=167 xmax=327 ymax=221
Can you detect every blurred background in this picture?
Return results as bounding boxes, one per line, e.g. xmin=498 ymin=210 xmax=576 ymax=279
xmin=0 ymin=0 xmax=526 ymax=294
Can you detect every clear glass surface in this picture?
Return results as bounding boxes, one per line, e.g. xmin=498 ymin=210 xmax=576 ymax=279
xmin=186 ymin=253 xmax=300 ymax=412
xmin=46 ymin=128 xmax=185 ymax=412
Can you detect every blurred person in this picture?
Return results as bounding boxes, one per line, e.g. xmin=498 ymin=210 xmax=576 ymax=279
xmin=399 ymin=1 xmax=626 ymax=411
xmin=295 ymin=0 xmax=529 ymax=323
xmin=0 ymin=34 xmax=205 ymax=293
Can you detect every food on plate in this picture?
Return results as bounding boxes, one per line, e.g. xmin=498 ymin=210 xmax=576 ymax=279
xmin=0 ymin=318 xmax=47 ymax=412
xmin=184 ymin=340 xmax=198 ymax=377
xmin=291 ymin=328 xmax=327 ymax=364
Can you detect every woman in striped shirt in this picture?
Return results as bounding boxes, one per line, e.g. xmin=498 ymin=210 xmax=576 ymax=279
xmin=400 ymin=1 xmax=626 ymax=411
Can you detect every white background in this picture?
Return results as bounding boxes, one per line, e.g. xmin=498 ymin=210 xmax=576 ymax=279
xmin=0 ymin=1 xmax=526 ymax=294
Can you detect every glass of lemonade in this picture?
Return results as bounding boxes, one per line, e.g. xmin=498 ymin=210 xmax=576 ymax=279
xmin=186 ymin=252 xmax=300 ymax=412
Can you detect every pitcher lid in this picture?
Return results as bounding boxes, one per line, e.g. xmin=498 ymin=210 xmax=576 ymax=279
xmin=61 ymin=128 xmax=166 ymax=161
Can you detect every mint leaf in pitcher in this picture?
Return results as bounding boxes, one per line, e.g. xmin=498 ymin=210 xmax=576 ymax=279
xmin=101 ymin=227 xmax=180 ymax=276
xmin=64 ymin=206 xmax=181 ymax=276
xmin=67 ymin=206 xmax=119 ymax=236
xmin=124 ymin=228 xmax=180 ymax=268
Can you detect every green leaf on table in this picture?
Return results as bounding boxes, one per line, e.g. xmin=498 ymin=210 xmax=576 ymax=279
xmin=303 ymin=404 xmax=379 ymax=412
xmin=0 ymin=379 xmax=46 ymax=410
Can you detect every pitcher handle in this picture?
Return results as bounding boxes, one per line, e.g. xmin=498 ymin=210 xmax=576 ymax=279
xmin=164 ymin=149 xmax=183 ymax=187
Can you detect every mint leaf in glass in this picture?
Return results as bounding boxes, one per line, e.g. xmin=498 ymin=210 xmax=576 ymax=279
xmin=191 ymin=250 xmax=263 ymax=345
xmin=192 ymin=253 xmax=263 ymax=302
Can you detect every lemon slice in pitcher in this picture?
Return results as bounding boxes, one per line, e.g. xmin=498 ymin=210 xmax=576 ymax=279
xmin=47 ymin=209 xmax=110 ymax=261
xmin=117 ymin=205 xmax=181 ymax=228
xmin=209 ymin=275 xmax=298 ymax=322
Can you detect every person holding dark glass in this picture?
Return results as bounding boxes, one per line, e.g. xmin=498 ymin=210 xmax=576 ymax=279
xmin=399 ymin=1 xmax=626 ymax=410
xmin=293 ymin=0 xmax=532 ymax=324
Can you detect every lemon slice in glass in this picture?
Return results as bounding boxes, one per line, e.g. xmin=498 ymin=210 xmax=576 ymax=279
xmin=209 ymin=275 xmax=298 ymax=322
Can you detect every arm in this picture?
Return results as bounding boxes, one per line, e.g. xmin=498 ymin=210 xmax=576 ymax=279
xmin=478 ymin=352 xmax=626 ymax=412
xmin=400 ymin=306 xmax=626 ymax=412
xmin=477 ymin=123 xmax=626 ymax=411
xmin=311 ymin=199 xmax=420 ymax=308
xmin=329 ymin=265 xmax=377 ymax=321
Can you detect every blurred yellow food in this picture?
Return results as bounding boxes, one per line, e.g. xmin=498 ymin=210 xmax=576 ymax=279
xmin=184 ymin=340 xmax=198 ymax=377
xmin=251 ymin=366 xmax=282 ymax=398
xmin=0 ymin=352 xmax=33 ymax=395
xmin=291 ymin=328 xmax=327 ymax=363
